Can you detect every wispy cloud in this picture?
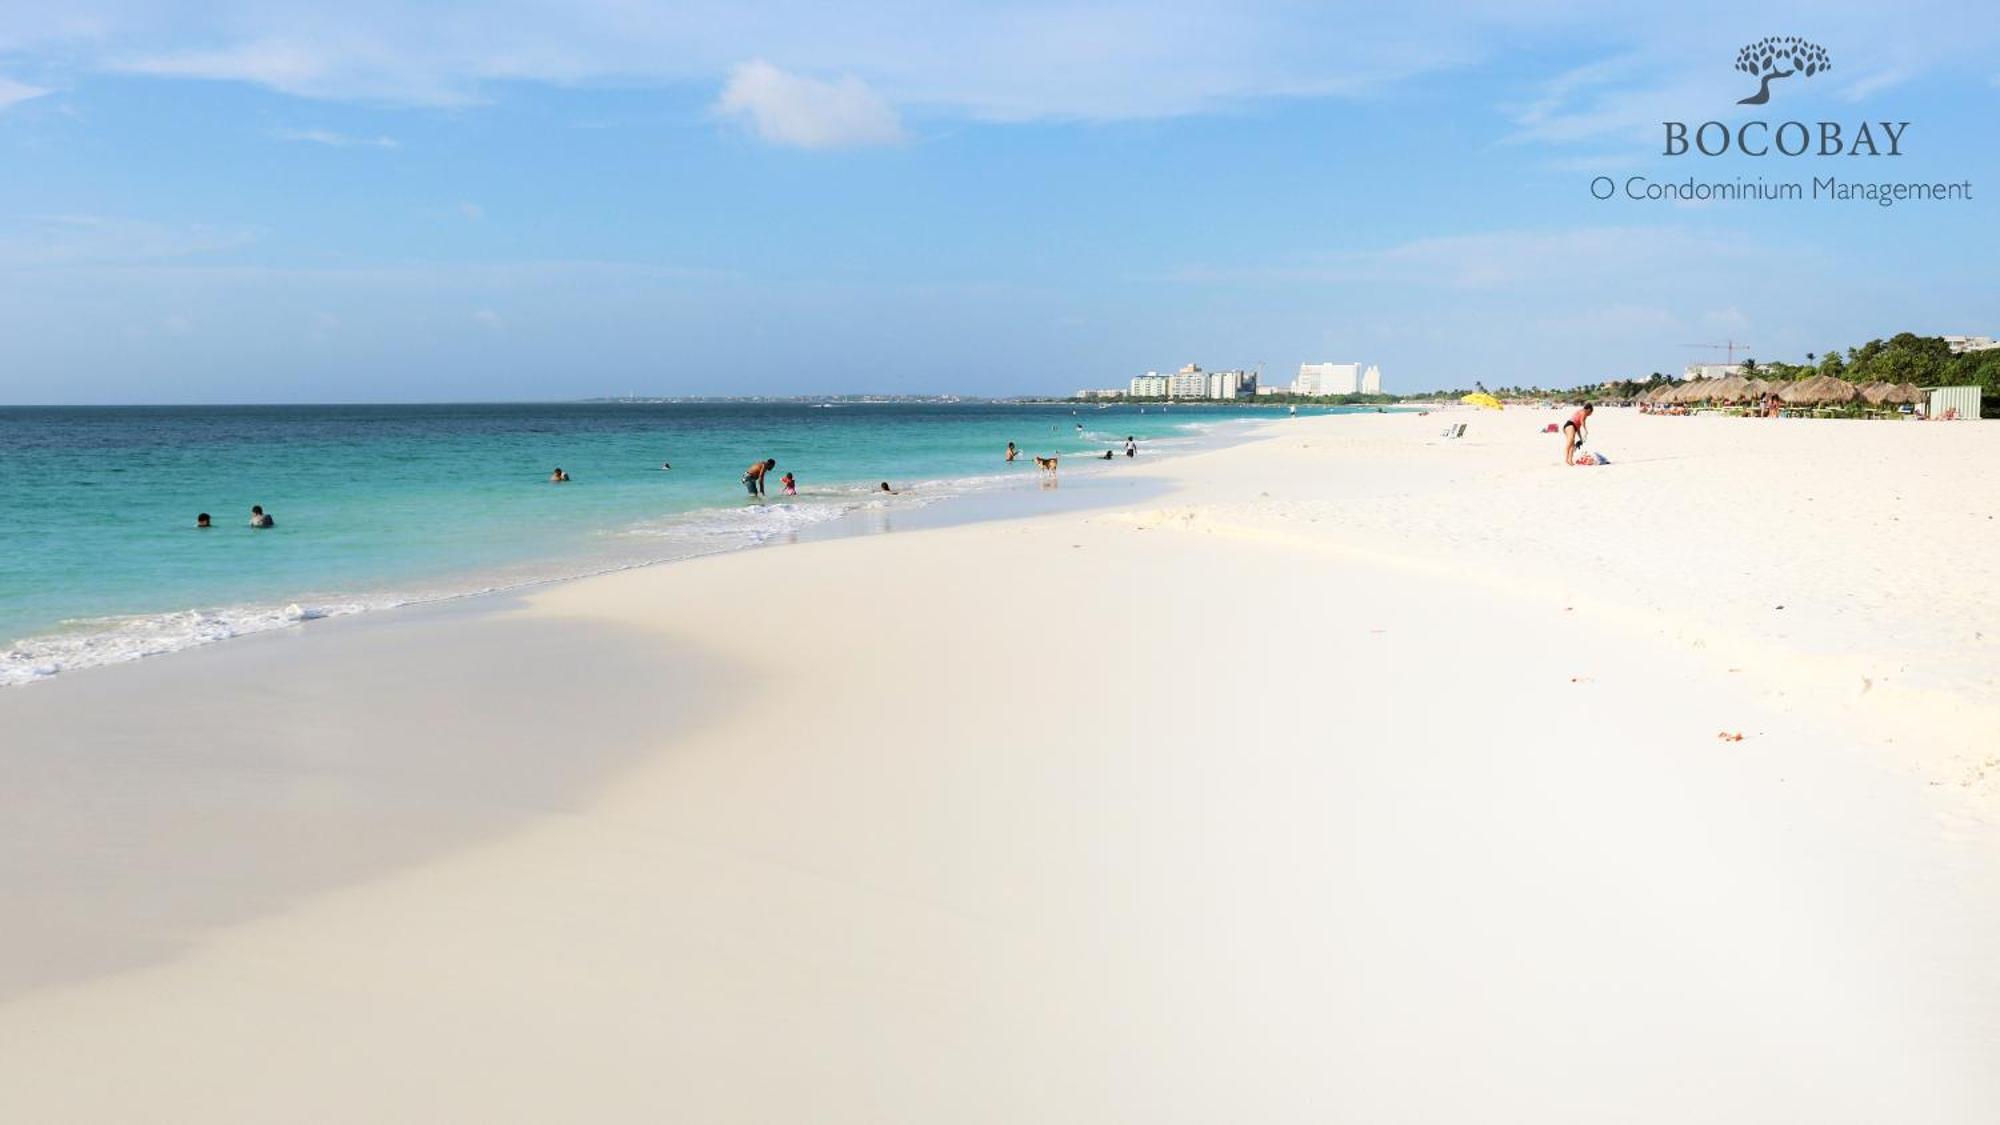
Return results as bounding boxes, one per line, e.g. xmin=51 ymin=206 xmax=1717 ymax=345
xmin=1837 ymin=67 xmax=1913 ymax=102
xmin=121 ymin=40 xmax=341 ymax=96
xmin=114 ymin=37 xmax=476 ymax=106
xmin=3 ymin=1 xmax=1496 ymax=120
xmin=1500 ymin=15 xmax=1988 ymax=147
xmin=0 ymin=75 xmax=52 ymax=110
xmin=272 ymin=127 xmax=399 ymax=148
xmin=3 ymin=2 xmax=1992 ymax=128
xmin=714 ymin=60 xmax=904 ymax=149
xmin=0 ymin=214 xmax=255 ymax=268
xmin=1504 ymin=61 xmax=1728 ymax=147
xmin=1157 ymin=227 xmax=1765 ymax=290
xmin=33 ymin=260 xmax=735 ymax=288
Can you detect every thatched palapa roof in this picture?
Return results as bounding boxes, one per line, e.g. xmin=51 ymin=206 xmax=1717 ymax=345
xmin=1780 ymin=374 xmax=1860 ymax=405
xmin=1706 ymin=374 xmax=1753 ymax=403
xmin=1675 ymin=378 xmax=1724 ymax=403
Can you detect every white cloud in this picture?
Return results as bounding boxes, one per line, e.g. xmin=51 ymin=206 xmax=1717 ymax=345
xmin=715 ymin=60 xmax=904 ymax=149
xmin=0 ymin=75 xmax=52 ymax=110
xmin=457 ymin=201 xmax=484 ymax=221
xmin=272 ymin=127 xmax=399 ymax=148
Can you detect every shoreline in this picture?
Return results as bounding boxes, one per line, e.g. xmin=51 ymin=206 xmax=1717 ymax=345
xmin=0 ymin=413 xmax=1270 ymax=688
xmin=3 ymin=409 xmax=1997 ymax=1121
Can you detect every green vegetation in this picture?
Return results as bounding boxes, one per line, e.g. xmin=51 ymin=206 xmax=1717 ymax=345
xmin=1398 ymin=333 xmax=1999 ymax=411
xmin=1586 ymin=332 xmax=2000 ymax=402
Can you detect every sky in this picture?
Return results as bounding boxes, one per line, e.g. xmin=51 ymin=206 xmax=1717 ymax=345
xmin=0 ymin=1 xmax=1995 ymax=402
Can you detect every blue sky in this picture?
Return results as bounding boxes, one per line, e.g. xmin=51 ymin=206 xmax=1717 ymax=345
xmin=1 ymin=1 xmax=1995 ymax=402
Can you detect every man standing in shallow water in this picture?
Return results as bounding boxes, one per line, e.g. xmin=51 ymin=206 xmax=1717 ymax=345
xmin=743 ymin=458 xmax=776 ymax=497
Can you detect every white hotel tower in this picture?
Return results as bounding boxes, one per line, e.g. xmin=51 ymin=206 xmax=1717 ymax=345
xmin=1293 ymin=362 xmax=1382 ymax=396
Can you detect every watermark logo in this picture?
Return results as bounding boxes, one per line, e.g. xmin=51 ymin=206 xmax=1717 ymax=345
xmin=1580 ymin=35 xmax=1972 ymax=207
xmin=1734 ymin=37 xmax=1830 ymax=105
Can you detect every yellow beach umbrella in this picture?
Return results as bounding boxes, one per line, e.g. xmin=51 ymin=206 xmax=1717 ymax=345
xmin=1460 ymin=392 xmax=1503 ymax=410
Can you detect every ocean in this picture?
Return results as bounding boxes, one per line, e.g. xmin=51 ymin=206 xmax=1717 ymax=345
xmin=0 ymin=400 xmax=1364 ymax=685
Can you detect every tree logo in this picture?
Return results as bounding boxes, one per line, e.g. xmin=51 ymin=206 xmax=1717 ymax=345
xmin=1734 ymin=37 xmax=1830 ymax=105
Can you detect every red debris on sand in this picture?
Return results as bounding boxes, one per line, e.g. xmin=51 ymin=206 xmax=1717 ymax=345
xmin=1716 ymin=731 xmax=1745 ymax=742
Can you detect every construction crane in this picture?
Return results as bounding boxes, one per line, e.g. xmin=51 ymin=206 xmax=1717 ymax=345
xmin=1683 ymin=340 xmax=1753 ymax=364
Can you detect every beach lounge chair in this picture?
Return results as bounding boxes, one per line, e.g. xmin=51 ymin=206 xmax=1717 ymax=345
xmin=1441 ymin=423 xmax=1467 ymax=439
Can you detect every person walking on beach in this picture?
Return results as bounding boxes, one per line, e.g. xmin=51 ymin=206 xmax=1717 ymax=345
xmin=248 ymin=505 xmax=275 ymax=528
xmin=743 ymin=458 xmax=776 ymax=497
xmin=1562 ymin=404 xmax=1592 ymax=465
xmin=1124 ymin=436 xmax=1137 ymax=458
xmin=1005 ymin=442 xmax=1019 ymax=462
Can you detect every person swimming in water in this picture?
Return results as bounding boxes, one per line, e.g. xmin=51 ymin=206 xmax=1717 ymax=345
xmin=1005 ymin=442 xmax=1019 ymax=462
xmin=878 ymin=481 xmax=896 ymax=494
xmin=248 ymin=505 xmax=275 ymax=528
xmin=549 ymin=467 xmax=570 ymax=483
xmin=196 ymin=512 xmax=212 ymax=529
xmin=780 ymin=472 xmax=796 ymax=495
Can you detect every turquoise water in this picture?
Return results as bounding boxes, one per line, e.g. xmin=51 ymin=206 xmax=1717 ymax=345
xmin=0 ymin=401 xmax=1358 ymax=684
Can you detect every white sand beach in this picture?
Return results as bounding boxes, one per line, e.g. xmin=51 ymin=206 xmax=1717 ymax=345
xmin=3 ymin=410 xmax=1998 ymax=1122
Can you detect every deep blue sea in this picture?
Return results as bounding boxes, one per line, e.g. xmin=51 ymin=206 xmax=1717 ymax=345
xmin=0 ymin=401 xmax=1371 ymax=684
